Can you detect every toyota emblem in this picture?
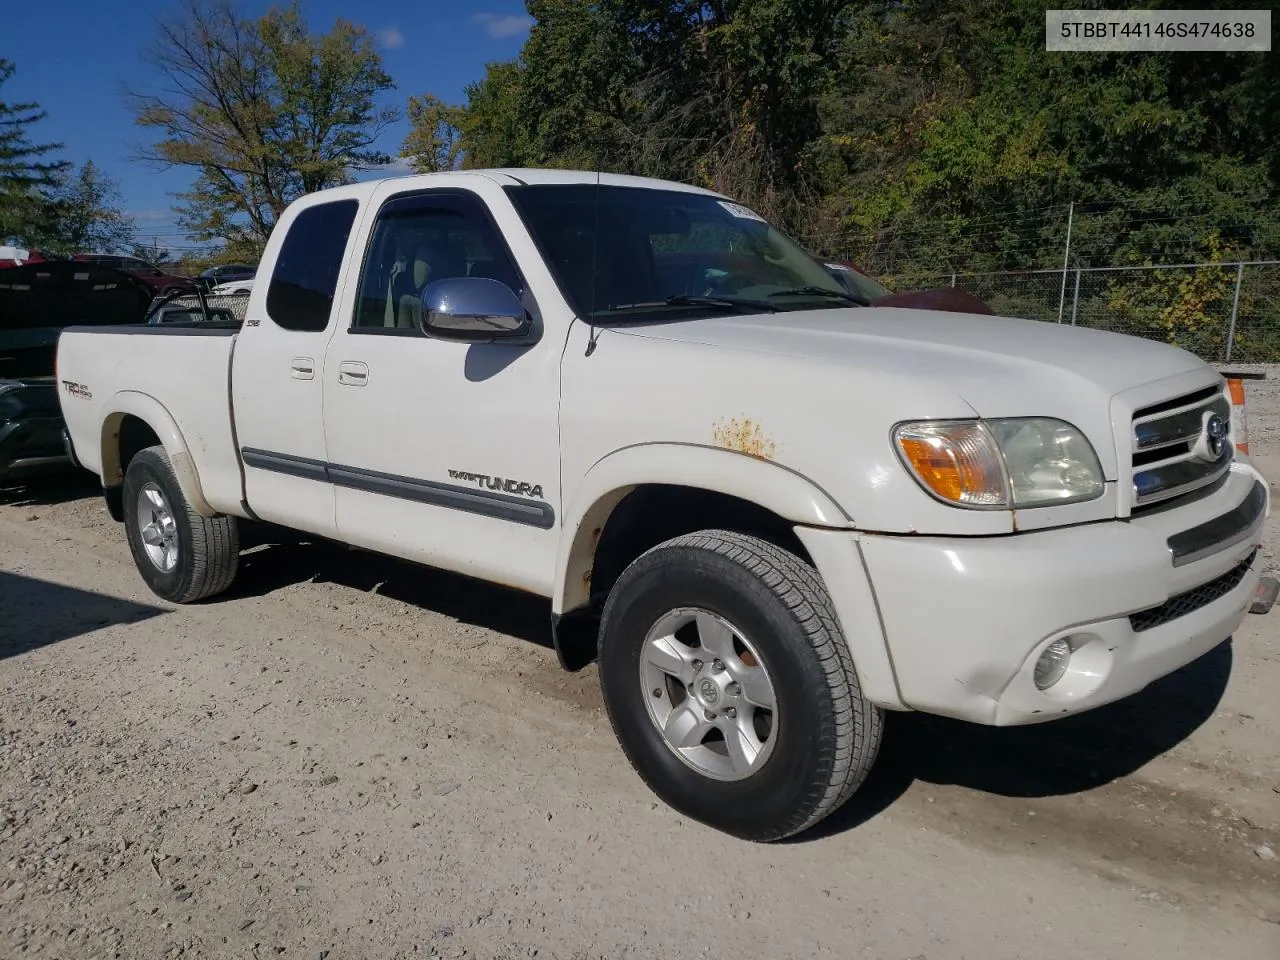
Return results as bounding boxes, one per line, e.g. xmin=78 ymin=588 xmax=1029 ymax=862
xmin=1206 ymin=413 xmax=1229 ymax=458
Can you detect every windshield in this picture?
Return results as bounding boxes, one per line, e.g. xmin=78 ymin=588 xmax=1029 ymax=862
xmin=821 ymin=260 xmax=893 ymax=301
xmin=504 ymin=184 xmax=858 ymax=322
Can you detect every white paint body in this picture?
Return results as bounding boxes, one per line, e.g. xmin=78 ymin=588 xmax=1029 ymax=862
xmin=56 ymin=170 xmax=1270 ymax=726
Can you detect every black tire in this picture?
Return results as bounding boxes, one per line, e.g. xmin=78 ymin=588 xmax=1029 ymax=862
xmin=122 ymin=444 xmax=239 ymax=603
xmin=598 ymin=530 xmax=883 ymax=841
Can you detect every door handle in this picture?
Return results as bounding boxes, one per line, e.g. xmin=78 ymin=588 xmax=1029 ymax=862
xmin=290 ymin=357 xmax=315 ymax=380
xmin=337 ymin=361 xmax=369 ymax=386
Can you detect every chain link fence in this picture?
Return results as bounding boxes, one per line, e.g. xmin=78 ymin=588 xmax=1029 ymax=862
xmin=874 ymin=260 xmax=1280 ymax=363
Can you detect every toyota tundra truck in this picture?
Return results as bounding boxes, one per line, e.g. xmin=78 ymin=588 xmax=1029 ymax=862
xmin=56 ymin=170 xmax=1271 ymax=841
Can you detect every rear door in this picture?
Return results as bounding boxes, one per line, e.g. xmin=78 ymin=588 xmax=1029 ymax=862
xmin=230 ymin=197 xmax=361 ymax=536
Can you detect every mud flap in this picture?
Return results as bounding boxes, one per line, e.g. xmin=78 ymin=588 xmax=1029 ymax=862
xmin=550 ymin=608 xmax=600 ymax=672
xmin=1250 ymin=575 xmax=1278 ymax=615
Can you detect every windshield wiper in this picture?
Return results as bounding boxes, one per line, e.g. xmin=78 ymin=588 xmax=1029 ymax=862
xmin=599 ymin=294 xmax=779 ymax=315
xmin=768 ymin=286 xmax=871 ymax=306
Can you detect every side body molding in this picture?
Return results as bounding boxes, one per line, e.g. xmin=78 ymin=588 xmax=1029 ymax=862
xmin=99 ymin=391 xmax=217 ymax=517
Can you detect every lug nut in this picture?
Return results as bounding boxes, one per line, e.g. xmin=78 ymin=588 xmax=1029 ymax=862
xmin=726 ymin=682 xmax=740 ymax=697
xmin=691 ymin=659 xmax=704 ymax=672
xmin=704 ymin=710 xmax=716 ymax=721
xmin=712 ymin=659 xmax=725 ymax=673
xmin=725 ymin=707 xmax=737 ymax=719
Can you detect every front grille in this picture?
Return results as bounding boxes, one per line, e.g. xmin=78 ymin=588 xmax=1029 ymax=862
xmin=1130 ymin=386 xmax=1232 ymax=507
xmin=1129 ymin=548 xmax=1256 ymax=633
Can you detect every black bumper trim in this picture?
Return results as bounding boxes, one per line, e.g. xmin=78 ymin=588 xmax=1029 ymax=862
xmin=1167 ymin=479 xmax=1267 ymax=568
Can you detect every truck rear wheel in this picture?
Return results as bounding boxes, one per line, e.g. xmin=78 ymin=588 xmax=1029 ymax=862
xmin=122 ymin=445 xmax=239 ymax=603
xmin=597 ymin=530 xmax=882 ymax=841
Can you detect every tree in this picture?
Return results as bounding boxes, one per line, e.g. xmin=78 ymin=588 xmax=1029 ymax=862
xmin=401 ymin=94 xmax=465 ymax=173
xmin=0 ymin=58 xmax=71 ymax=244
xmin=130 ymin=241 xmax=174 ymax=265
xmin=130 ymin=0 xmax=399 ymax=253
xmin=30 ymin=161 xmax=137 ymax=255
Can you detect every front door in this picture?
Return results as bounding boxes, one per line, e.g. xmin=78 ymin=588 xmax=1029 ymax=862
xmin=320 ymin=181 xmax=563 ymax=595
xmin=231 ymin=197 xmax=360 ymax=537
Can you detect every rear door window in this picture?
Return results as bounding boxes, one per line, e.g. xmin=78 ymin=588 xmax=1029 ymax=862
xmin=266 ymin=199 xmax=359 ymax=332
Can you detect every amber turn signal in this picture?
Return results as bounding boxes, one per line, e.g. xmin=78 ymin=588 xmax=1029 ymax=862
xmin=894 ymin=421 xmax=1009 ymax=507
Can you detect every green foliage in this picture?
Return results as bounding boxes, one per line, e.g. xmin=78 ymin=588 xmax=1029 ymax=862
xmin=0 ymin=59 xmax=73 ymax=246
xmin=0 ymin=59 xmax=69 ymax=194
xmin=130 ymin=0 xmax=398 ymax=255
xmin=130 ymin=242 xmax=174 ymax=266
xmin=401 ymin=95 xmax=465 ymax=172
xmin=30 ymin=161 xmax=136 ymax=256
xmin=1 ymin=64 xmax=133 ymax=254
xmin=413 ymin=0 xmax=1274 ymax=281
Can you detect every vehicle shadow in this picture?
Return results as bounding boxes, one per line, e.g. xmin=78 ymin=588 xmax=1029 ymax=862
xmin=0 ymin=471 xmax=99 ymax=507
xmin=222 ymin=526 xmax=1233 ymax=837
xmin=0 ymin=570 xmax=166 ymax=660
xmin=228 ymin=523 xmax=556 ymax=650
xmin=795 ymin=639 xmax=1233 ymax=841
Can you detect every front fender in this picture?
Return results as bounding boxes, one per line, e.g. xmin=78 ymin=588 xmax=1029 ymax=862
xmin=100 ymin=391 xmax=217 ymax=517
xmin=552 ymin=442 xmax=851 ymax=616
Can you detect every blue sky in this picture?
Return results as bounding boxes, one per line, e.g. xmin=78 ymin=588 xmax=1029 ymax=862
xmin=3 ymin=0 xmax=533 ymax=252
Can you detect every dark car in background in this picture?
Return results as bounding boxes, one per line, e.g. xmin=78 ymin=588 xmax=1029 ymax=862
xmin=198 ymin=263 xmax=256 ymax=290
xmin=0 ymin=260 xmax=155 ymax=487
xmin=72 ymin=254 xmax=197 ymax=298
xmin=819 ymin=258 xmax=994 ymax=315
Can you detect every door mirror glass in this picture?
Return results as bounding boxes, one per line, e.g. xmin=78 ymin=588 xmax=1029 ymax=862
xmin=420 ymin=276 xmax=530 ymax=341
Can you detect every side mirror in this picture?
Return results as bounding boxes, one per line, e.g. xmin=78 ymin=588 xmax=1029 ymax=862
xmin=420 ymin=276 xmax=533 ymax=342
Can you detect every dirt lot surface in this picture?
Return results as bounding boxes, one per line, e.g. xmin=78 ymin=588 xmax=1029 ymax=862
xmin=3 ymin=376 xmax=1280 ymax=959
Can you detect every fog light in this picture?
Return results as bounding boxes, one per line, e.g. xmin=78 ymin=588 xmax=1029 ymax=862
xmin=1034 ymin=638 xmax=1071 ymax=690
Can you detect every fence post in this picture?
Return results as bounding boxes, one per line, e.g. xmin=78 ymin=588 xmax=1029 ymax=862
xmin=1069 ymin=266 xmax=1082 ymax=325
xmin=1056 ymin=200 xmax=1075 ymax=323
xmin=1225 ymin=261 xmax=1244 ymax=363
xmin=950 ymin=272 xmax=956 ymax=288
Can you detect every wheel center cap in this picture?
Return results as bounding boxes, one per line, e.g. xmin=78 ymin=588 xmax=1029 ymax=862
xmin=698 ymin=678 xmax=721 ymax=706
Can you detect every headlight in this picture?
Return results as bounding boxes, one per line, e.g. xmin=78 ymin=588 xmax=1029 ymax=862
xmin=894 ymin=417 xmax=1104 ymax=509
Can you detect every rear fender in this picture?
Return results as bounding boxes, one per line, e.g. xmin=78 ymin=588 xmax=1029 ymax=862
xmin=100 ymin=391 xmax=217 ymax=517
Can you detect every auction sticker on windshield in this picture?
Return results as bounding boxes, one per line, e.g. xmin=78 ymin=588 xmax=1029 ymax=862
xmin=718 ymin=200 xmax=766 ymax=222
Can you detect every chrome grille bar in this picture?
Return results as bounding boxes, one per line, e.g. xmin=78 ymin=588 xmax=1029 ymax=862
xmin=1131 ymin=386 xmax=1233 ymax=508
xmin=1134 ymin=395 xmax=1229 ymax=451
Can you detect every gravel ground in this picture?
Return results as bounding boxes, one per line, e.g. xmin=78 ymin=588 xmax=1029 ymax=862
xmin=2 ymin=381 xmax=1280 ymax=959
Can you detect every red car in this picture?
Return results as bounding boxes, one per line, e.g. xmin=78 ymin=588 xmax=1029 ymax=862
xmin=819 ymin=258 xmax=994 ymax=314
xmin=71 ymin=254 xmax=197 ymax=297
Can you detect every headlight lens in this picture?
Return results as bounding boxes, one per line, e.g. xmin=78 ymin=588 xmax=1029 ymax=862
xmin=894 ymin=417 xmax=1104 ymax=509
xmin=986 ymin=418 xmax=1105 ymax=506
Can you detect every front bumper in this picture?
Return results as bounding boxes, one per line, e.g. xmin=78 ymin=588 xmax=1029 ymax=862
xmin=811 ymin=463 xmax=1268 ymax=726
xmin=0 ymin=414 xmax=76 ymax=484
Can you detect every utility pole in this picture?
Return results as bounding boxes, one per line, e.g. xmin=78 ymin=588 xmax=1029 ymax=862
xmin=1056 ymin=201 xmax=1074 ymax=324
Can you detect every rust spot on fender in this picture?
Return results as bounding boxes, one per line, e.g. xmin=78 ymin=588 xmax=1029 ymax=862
xmin=712 ymin=417 xmax=777 ymax=461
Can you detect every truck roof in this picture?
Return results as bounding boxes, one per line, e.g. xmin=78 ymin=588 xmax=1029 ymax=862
xmin=297 ymin=168 xmax=727 ymax=206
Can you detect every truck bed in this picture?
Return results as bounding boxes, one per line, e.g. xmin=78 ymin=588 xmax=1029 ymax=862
xmin=58 ymin=325 xmax=246 ymax=515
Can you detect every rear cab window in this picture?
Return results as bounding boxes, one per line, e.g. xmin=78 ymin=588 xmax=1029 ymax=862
xmin=266 ymin=199 xmax=360 ymax=332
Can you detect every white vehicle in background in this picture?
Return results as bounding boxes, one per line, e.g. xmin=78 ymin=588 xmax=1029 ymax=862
xmin=210 ymin=276 xmax=254 ymax=296
xmin=55 ymin=169 xmax=1272 ymax=841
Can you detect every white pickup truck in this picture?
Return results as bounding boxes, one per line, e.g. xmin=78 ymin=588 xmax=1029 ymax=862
xmin=57 ymin=169 xmax=1270 ymax=841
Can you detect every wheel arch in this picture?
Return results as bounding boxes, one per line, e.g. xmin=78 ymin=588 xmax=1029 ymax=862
xmin=554 ymin=443 xmax=851 ymax=619
xmin=100 ymin=392 xmax=216 ymax=520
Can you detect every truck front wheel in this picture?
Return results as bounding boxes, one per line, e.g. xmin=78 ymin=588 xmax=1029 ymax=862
xmin=122 ymin=445 xmax=239 ymax=603
xmin=597 ymin=530 xmax=883 ymax=841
